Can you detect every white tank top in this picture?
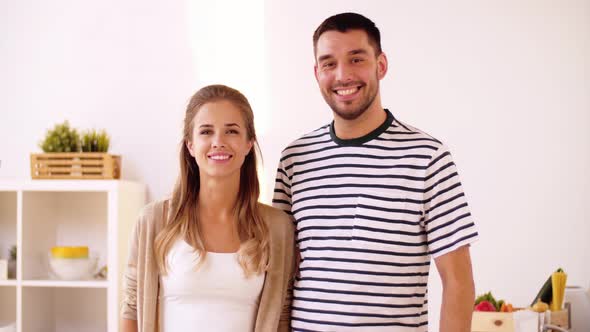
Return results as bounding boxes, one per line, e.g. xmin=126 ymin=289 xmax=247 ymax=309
xmin=158 ymin=239 xmax=265 ymax=332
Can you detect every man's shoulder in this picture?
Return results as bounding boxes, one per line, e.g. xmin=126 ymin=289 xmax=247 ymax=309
xmin=385 ymin=116 xmax=451 ymax=155
xmin=390 ymin=117 xmax=443 ymax=143
xmin=281 ymin=124 xmax=331 ymax=152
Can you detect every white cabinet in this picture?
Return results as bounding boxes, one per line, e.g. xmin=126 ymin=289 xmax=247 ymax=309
xmin=0 ymin=180 xmax=145 ymax=332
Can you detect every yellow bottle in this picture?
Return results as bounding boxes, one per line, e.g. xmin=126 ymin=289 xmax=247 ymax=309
xmin=550 ymin=269 xmax=567 ymax=311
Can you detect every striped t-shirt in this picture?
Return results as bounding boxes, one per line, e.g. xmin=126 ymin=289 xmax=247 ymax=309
xmin=272 ymin=109 xmax=479 ymax=331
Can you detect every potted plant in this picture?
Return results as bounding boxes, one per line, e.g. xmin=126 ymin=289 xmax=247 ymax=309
xmin=30 ymin=121 xmax=121 ymax=179
xmin=39 ymin=120 xmax=80 ymax=153
xmin=81 ymin=129 xmax=110 ymax=152
xmin=7 ymin=245 xmax=16 ymax=279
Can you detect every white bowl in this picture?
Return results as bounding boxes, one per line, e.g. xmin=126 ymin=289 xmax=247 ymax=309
xmin=0 ymin=322 xmax=16 ymax=332
xmin=48 ymin=255 xmax=98 ymax=280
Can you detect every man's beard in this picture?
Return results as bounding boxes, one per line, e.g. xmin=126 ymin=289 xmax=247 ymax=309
xmin=329 ymin=90 xmax=377 ymax=120
xmin=323 ymin=75 xmax=379 ymax=121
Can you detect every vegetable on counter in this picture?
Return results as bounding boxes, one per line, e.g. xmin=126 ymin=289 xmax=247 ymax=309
xmin=474 ymin=300 xmax=496 ymax=312
xmin=475 ymin=292 xmax=498 ymax=310
xmin=474 ymin=291 xmax=515 ymax=312
xmin=550 ymin=268 xmax=567 ymax=311
xmin=500 ymin=302 xmax=514 ymax=312
xmin=531 ymin=267 xmax=567 ymax=307
xmin=531 ymin=274 xmax=553 ymax=306
xmin=532 ymin=299 xmax=549 ymax=313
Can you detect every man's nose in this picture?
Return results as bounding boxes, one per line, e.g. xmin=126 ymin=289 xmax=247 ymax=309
xmin=335 ymin=63 xmax=353 ymax=83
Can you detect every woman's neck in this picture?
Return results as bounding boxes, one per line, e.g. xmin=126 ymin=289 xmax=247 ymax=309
xmin=198 ymin=175 xmax=240 ymax=222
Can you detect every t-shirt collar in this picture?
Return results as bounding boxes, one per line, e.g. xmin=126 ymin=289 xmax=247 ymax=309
xmin=329 ymin=108 xmax=394 ymax=146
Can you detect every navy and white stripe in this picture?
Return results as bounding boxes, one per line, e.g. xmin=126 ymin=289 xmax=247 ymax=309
xmin=273 ymin=109 xmax=478 ymax=331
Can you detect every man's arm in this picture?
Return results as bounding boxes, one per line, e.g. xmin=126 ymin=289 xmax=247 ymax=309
xmin=434 ymin=245 xmax=475 ymax=332
xmin=120 ymin=319 xmax=138 ymax=332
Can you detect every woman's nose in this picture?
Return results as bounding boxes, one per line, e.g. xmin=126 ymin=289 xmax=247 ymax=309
xmin=212 ymin=134 xmax=226 ymax=148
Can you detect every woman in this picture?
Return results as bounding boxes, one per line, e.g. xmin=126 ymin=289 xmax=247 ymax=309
xmin=120 ymin=85 xmax=295 ymax=332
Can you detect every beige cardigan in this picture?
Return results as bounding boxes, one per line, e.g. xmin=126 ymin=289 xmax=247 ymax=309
xmin=120 ymin=199 xmax=295 ymax=332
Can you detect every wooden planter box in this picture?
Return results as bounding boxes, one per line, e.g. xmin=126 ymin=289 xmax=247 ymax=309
xmin=472 ymin=305 xmax=570 ymax=332
xmin=30 ymin=153 xmax=121 ymax=179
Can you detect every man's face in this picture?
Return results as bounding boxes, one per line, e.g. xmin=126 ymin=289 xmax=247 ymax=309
xmin=314 ymin=29 xmax=387 ymax=121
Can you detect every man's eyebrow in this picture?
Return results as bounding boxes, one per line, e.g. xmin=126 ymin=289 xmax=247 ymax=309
xmin=349 ymin=49 xmax=368 ymax=56
xmin=318 ymin=54 xmax=333 ymax=62
xmin=317 ymin=49 xmax=368 ymax=62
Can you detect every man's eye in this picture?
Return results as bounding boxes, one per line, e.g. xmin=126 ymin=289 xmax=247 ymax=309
xmin=352 ymin=58 xmax=364 ymax=64
xmin=322 ymin=62 xmax=335 ymax=69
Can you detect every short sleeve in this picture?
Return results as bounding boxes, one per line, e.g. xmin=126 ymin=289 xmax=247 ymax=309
xmin=272 ymin=156 xmax=293 ymax=216
xmin=423 ymin=145 xmax=479 ymax=258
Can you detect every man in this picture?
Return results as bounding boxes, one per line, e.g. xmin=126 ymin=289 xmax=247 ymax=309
xmin=273 ymin=12 xmax=478 ymax=332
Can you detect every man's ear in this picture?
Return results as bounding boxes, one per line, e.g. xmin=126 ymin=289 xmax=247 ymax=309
xmin=377 ymin=52 xmax=388 ymax=80
xmin=314 ymin=64 xmax=320 ymax=83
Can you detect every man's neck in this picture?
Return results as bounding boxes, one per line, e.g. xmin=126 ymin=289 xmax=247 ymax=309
xmin=333 ymin=104 xmax=386 ymax=140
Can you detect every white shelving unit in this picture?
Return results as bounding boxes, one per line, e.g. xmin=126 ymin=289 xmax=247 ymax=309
xmin=0 ymin=180 xmax=145 ymax=332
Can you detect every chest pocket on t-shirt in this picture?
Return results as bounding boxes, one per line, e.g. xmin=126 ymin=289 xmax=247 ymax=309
xmin=352 ymin=191 xmax=426 ymax=252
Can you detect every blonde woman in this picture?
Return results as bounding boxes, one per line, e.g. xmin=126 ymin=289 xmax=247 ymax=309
xmin=120 ymin=85 xmax=295 ymax=332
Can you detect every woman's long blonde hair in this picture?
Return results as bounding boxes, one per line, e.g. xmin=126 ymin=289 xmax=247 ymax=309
xmin=154 ymin=84 xmax=269 ymax=276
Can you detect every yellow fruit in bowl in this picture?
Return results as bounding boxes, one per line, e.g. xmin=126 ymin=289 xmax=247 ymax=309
xmin=51 ymin=246 xmax=89 ymax=259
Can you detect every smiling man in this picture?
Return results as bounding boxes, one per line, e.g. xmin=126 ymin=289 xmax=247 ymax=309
xmin=273 ymin=12 xmax=479 ymax=332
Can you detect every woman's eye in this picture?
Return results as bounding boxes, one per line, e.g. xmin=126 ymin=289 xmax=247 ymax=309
xmin=200 ymin=130 xmax=212 ymax=135
xmin=227 ymin=129 xmax=239 ymax=134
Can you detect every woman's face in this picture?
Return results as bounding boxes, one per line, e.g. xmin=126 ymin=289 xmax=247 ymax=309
xmin=186 ymin=100 xmax=253 ymax=181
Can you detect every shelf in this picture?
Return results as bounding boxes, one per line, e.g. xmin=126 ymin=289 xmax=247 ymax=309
xmin=23 ymin=287 xmax=107 ymax=332
xmin=0 ymin=286 xmax=16 ymax=328
xmin=0 ymin=191 xmax=17 ymax=270
xmin=22 ymin=191 xmax=108 ymax=280
xmin=22 ymin=279 xmax=108 ymax=288
xmin=0 ymin=179 xmax=146 ymax=193
xmin=0 ymin=179 xmax=146 ymax=332
xmin=0 ymin=280 xmax=17 ymax=286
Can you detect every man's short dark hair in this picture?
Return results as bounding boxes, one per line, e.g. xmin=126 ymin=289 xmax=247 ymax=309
xmin=313 ymin=12 xmax=382 ymax=56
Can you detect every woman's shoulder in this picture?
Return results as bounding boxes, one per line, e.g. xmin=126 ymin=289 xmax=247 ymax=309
xmin=258 ymin=203 xmax=294 ymax=233
xmin=136 ymin=198 xmax=171 ymax=228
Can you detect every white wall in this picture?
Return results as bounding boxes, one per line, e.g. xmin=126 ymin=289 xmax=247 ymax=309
xmin=1 ymin=0 xmax=589 ymax=330
xmin=0 ymin=0 xmax=196 ymax=199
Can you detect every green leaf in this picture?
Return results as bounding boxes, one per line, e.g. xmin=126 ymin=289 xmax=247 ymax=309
xmin=39 ymin=121 xmax=80 ymax=152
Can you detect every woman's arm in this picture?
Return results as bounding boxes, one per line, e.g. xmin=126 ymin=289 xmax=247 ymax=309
xmin=278 ymin=277 xmax=293 ymax=332
xmin=278 ymin=220 xmax=297 ymax=332
xmin=120 ymin=217 xmax=141 ymax=331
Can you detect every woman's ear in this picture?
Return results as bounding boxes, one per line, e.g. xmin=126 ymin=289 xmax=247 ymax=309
xmin=186 ymin=140 xmax=195 ymax=157
xmin=246 ymin=140 xmax=254 ymax=156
